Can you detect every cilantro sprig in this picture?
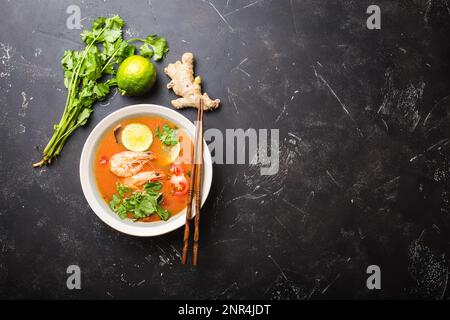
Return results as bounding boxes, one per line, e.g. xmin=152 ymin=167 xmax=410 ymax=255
xmin=33 ymin=15 xmax=169 ymax=167
xmin=109 ymin=181 xmax=170 ymax=221
xmin=155 ymin=124 xmax=179 ymax=146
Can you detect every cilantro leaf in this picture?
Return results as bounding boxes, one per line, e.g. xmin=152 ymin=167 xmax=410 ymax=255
xmin=144 ymin=181 xmax=163 ymax=194
xmin=139 ymin=44 xmax=153 ymax=58
xmin=110 ymin=194 xmax=128 ymax=219
xmin=143 ymin=35 xmax=168 ymax=61
xmin=127 ymin=35 xmax=169 ymax=61
xmin=105 ymin=15 xmax=124 ymax=30
xmin=103 ymin=28 xmax=122 ymax=43
xmin=155 ymin=124 xmax=179 ymax=146
xmin=76 ymin=108 xmax=92 ymax=126
xmin=156 ymin=206 xmax=170 ymax=221
xmin=93 ymin=82 xmax=110 ymax=99
xmin=134 ymin=195 xmax=157 ymax=218
xmin=115 ymin=42 xmax=135 ymax=65
xmin=61 ymin=50 xmax=80 ymax=71
xmin=81 ymin=15 xmax=124 ymax=44
xmin=117 ymin=182 xmax=132 ymax=197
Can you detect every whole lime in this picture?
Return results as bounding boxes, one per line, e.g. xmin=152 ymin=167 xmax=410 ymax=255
xmin=116 ymin=55 xmax=157 ymax=96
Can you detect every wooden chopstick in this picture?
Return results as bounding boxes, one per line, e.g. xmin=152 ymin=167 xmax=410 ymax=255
xmin=181 ymin=98 xmax=204 ymax=265
xmin=192 ymin=99 xmax=204 ymax=266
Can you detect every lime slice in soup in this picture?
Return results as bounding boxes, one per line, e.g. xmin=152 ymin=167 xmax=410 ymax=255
xmin=162 ymin=142 xmax=181 ymax=165
xmin=121 ymin=123 xmax=153 ymax=152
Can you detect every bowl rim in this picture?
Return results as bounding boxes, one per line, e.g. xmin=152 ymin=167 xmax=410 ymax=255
xmin=79 ymin=104 xmax=213 ymax=237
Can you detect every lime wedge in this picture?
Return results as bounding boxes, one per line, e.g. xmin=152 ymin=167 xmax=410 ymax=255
xmin=121 ymin=123 xmax=153 ymax=152
xmin=162 ymin=142 xmax=181 ymax=165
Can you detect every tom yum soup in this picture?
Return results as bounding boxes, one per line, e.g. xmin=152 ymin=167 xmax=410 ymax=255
xmin=94 ymin=116 xmax=193 ymax=222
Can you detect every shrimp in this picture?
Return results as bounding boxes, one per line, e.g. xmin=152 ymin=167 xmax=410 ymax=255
xmin=109 ymin=151 xmax=155 ymax=177
xmin=122 ymin=170 xmax=165 ymax=189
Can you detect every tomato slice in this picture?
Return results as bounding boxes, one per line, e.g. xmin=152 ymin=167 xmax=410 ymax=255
xmin=174 ymin=187 xmax=188 ymax=196
xmin=170 ymin=163 xmax=183 ymax=176
xmin=169 ymin=162 xmax=189 ymax=195
xmin=170 ymin=171 xmax=188 ymax=196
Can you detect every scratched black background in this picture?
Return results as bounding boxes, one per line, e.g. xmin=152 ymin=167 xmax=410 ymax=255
xmin=0 ymin=0 xmax=450 ymax=299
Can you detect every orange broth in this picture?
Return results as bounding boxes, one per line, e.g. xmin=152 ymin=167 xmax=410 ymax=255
xmin=94 ymin=116 xmax=192 ymax=222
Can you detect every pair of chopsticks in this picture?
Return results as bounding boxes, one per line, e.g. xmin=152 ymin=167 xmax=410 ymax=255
xmin=182 ymin=98 xmax=204 ymax=266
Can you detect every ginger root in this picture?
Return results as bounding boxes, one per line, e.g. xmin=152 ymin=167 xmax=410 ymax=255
xmin=164 ymin=52 xmax=220 ymax=111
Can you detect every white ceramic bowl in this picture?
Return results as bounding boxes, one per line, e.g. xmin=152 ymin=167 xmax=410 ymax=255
xmin=80 ymin=104 xmax=213 ymax=237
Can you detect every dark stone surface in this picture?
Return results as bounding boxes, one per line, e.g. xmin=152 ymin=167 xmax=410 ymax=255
xmin=0 ymin=0 xmax=449 ymax=299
